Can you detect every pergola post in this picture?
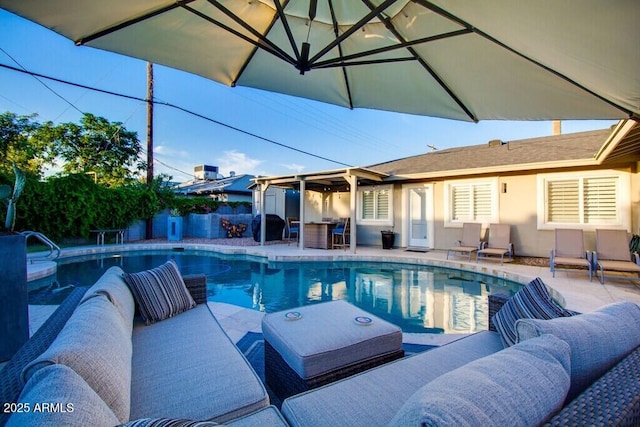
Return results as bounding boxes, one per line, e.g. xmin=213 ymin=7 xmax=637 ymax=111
xmin=260 ymin=182 xmax=269 ymax=246
xmin=348 ymin=174 xmax=357 ymax=253
xmin=298 ymin=178 xmax=306 ymax=250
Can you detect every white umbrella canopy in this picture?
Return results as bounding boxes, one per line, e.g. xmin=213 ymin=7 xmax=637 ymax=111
xmin=2 ymin=0 xmax=638 ymax=121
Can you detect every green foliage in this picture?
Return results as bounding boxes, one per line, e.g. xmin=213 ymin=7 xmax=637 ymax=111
xmin=0 ymin=112 xmax=55 ymax=177
xmin=0 ymin=163 xmax=26 ymax=231
xmin=15 ymin=174 xmax=160 ymax=241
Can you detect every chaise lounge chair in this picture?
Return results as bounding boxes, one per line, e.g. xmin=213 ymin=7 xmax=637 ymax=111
xmin=447 ymin=223 xmax=482 ymax=261
xmin=593 ymin=229 xmax=640 ymax=284
xmin=477 ymin=224 xmax=513 ymax=265
xmin=549 ymin=228 xmax=592 ymax=281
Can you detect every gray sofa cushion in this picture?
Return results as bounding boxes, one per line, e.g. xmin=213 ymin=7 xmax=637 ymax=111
xmin=388 ymin=334 xmax=571 ymax=427
xmin=516 ymin=301 xmax=640 ymax=402
xmin=492 ymin=277 xmax=574 ymax=347
xmin=262 ymin=300 xmax=402 ymax=378
xmin=81 ymin=266 xmax=135 ymax=328
xmin=22 ymin=294 xmax=132 ymax=423
xmin=282 ymin=331 xmax=504 ymax=427
xmin=226 ymin=406 xmax=289 ymax=427
xmin=123 ymin=259 xmax=196 ymax=325
xmin=7 ymin=364 xmax=119 ymax=427
xmin=130 ymin=304 xmax=269 ymax=423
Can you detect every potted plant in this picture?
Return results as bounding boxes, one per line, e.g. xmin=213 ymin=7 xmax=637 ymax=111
xmin=381 ymin=227 xmax=395 ymax=250
xmin=0 ymin=163 xmax=29 ymax=361
xmin=167 ymin=208 xmax=183 ymax=242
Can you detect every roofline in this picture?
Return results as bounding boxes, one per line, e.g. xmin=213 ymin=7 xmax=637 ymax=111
xmin=594 ymin=119 xmax=639 ymax=163
xmin=252 ymin=167 xmax=388 ymax=186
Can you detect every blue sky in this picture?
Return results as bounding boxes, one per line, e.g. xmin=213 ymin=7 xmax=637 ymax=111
xmin=0 ymin=9 xmax=616 ymax=182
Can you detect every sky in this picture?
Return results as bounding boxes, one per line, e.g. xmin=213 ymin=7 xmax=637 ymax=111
xmin=0 ymin=9 xmax=617 ymax=182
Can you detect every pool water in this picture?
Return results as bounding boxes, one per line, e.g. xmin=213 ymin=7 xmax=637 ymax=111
xmin=29 ymin=250 xmax=523 ymax=334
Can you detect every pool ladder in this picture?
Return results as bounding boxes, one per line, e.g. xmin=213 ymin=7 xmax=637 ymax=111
xmin=21 ymin=230 xmax=61 ymax=262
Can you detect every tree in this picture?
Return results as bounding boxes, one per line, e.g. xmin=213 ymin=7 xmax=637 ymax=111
xmin=0 ymin=112 xmax=55 ymax=177
xmin=53 ymin=113 xmax=143 ymax=187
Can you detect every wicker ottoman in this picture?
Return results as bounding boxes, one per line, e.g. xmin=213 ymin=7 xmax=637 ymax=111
xmin=262 ymin=300 xmax=404 ymax=399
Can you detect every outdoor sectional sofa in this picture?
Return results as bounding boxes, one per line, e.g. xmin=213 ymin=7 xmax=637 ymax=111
xmin=2 ymin=265 xmax=640 ymax=426
xmin=281 ymin=279 xmax=640 ymax=427
xmin=0 ymin=262 xmax=287 ymax=426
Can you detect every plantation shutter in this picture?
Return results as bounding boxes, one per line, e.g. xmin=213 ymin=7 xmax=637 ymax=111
xmin=547 ymin=179 xmax=580 ymax=223
xmin=584 ymin=176 xmax=617 ymax=224
xmin=452 ymin=186 xmax=471 ymax=220
xmin=473 ymin=183 xmax=493 ymax=221
xmin=376 ymin=190 xmax=389 ymax=219
xmin=362 ymin=191 xmax=375 ymax=220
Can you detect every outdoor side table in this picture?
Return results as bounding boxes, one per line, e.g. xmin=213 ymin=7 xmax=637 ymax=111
xmin=261 ymin=300 xmax=404 ymax=399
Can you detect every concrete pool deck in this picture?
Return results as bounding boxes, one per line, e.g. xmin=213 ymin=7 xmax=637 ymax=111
xmin=26 ymin=241 xmax=640 ymax=347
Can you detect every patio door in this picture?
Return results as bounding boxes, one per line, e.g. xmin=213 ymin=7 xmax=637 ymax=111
xmin=404 ymin=184 xmax=434 ymax=249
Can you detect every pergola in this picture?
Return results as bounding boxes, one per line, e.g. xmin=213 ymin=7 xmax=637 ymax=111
xmin=253 ymin=167 xmax=389 ymax=252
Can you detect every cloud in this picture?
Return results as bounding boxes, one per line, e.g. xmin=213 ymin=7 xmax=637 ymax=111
xmin=154 ymin=145 xmax=189 ymax=158
xmin=217 ymin=150 xmax=264 ymax=176
xmin=282 ymin=163 xmax=305 ymax=173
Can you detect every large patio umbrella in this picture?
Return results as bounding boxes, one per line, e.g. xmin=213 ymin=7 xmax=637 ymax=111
xmin=2 ymin=0 xmax=639 ymax=121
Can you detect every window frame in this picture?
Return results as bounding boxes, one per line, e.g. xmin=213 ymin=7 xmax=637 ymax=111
xmin=357 ymin=185 xmax=393 ymax=226
xmin=536 ymin=170 xmax=630 ymax=231
xmin=443 ymin=178 xmax=499 ymax=228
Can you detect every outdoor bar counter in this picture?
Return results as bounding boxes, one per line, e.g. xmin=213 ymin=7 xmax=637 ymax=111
xmin=303 ymin=222 xmax=337 ymax=249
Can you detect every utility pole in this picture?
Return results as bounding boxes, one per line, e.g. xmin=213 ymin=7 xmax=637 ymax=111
xmin=146 ymin=62 xmax=154 ymax=239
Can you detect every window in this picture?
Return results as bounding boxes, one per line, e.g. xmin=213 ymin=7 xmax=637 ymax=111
xmin=444 ymin=179 xmax=499 ymax=227
xmin=358 ymin=186 xmax=392 ymax=225
xmin=537 ymin=171 xmax=630 ymax=230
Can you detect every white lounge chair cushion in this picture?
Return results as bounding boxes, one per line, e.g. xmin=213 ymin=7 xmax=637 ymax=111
xmin=6 ymin=364 xmax=119 ymax=427
xmin=123 ymin=259 xmax=196 ymax=324
xmin=492 ymin=278 xmax=574 ymax=347
xmin=22 ymin=295 xmax=132 ymax=422
xmin=516 ymin=301 xmax=640 ymax=401
xmin=389 ymin=334 xmax=571 ymax=427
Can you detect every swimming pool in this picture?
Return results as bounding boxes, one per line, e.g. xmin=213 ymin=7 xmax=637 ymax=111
xmin=29 ymin=250 xmax=523 ymax=334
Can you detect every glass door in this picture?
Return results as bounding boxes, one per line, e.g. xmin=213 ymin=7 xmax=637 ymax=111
xmin=406 ymin=185 xmax=434 ymax=249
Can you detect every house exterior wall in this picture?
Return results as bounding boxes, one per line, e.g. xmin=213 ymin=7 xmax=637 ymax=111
xmin=412 ymin=165 xmax=638 ymax=258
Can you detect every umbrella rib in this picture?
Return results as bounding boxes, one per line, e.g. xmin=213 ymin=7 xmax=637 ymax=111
xmin=231 ymin=0 xmax=294 ymax=86
xmin=273 ymin=0 xmax=301 ymax=61
xmin=316 ymin=57 xmax=417 ymax=68
xmin=413 ymin=0 xmax=636 ymax=118
xmin=307 ymin=0 xmax=398 ymax=65
xmin=328 ymin=0 xmax=354 ymax=109
xmin=76 ymin=1 xmax=197 ymax=45
xmin=205 ymin=0 xmax=296 ymax=65
xmin=313 ymin=29 xmax=471 ymax=69
xmin=361 ymin=0 xmax=477 ymax=122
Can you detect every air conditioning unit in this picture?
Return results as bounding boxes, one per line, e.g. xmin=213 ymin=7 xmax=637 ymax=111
xmin=194 ymin=165 xmax=221 ymax=180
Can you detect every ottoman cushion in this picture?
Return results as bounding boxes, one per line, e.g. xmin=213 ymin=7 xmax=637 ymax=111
xmin=262 ymin=300 xmax=402 ymax=379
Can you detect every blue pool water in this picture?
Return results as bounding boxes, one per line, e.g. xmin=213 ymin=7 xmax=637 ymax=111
xmin=29 ymin=250 xmax=523 ymax=334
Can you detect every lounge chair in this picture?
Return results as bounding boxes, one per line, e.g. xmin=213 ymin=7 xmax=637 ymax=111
xmin=594 ymin=229 xmax=640 ymax=284
xmin=447 ymin=223 xmax=482 ymax=261
xmin=549 ymin=229 xmax=593 ymax=281
xmin=332 ymin=218 xmax=350 ymax=250
xmin=477 ymin=224 xmax=513 ymax=265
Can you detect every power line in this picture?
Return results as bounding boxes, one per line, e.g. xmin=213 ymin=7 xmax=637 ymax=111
xmin=0 ymin=48 xmax=84 ymax=115
xmin=0 ymin=62 xmax=353 ymax=168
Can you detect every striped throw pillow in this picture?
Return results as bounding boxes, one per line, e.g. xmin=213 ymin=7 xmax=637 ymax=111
xmin=123 ymin=260 xmax=196 ymax=324
xmin=492 ymin=277 xmax=574 ymax=347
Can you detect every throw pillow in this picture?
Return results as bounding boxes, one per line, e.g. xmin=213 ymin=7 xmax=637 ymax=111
xmin=516 ymin=301 xmax=640 ymax=402
xmin=120 ymin=419 xmax=222 ymax=427
xmin=388 ymin=334 xmax=571 ymax=427
xmin=492 ymin=277 xmax=574 ymax=347
xmin=123 ymin=259 xmax=196 ymax=324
